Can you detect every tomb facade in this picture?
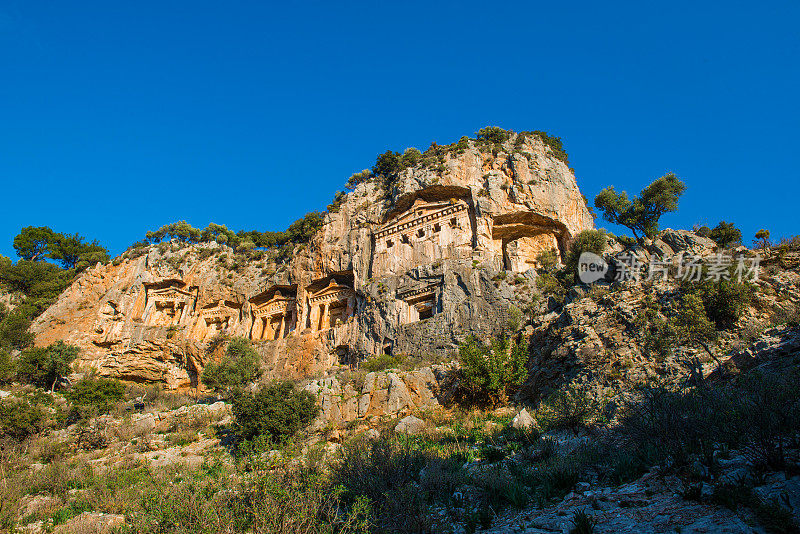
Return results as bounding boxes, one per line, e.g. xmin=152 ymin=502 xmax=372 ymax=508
xmin=139 ymin=281 xmax=198 ymax=328
xmin=250 ymin=285 xmax=297 ymax=341
xmin=372 ymin=197 xmax=473 ymax=276
xmin=398 ymin=283 xmax=439 ymax=323
xmin=305 ymin=279 xmax=355 ymax=332
xmin=191 ymin=300 xmax=242 ymax=341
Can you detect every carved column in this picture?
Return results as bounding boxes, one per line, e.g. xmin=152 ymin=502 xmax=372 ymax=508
xmin=321 ymin=302 xmax=329 ymax=330
xmin=278 ymin=314 xmax=286 ymax=339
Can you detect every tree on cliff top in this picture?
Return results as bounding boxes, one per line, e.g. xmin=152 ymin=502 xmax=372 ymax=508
xmin=13 ymin=226 xmax=109 ymax=270
xmin=594 ymin=173 xmax=686 ymax=242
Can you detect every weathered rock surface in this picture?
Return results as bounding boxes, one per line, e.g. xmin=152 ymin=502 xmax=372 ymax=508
xmin=31 ymin=134 xmax=594 ymax=387
xmin=395 ymin=415 xmax=426 ymax=435
xmin=304 ymin=364 xmax=452 ymax=428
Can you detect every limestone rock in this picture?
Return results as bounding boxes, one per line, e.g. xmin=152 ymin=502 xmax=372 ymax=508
xmin=395 ymin=415 xmax=425 ymax=435
xmin=31 ymin=134 xmax=594 ymax=388
xmin=512 ymin=408 xmax=540 ymax=432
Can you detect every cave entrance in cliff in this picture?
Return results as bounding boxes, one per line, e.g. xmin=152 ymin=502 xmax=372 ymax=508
xmin=493 ymin=214 xmax=567 ymax=273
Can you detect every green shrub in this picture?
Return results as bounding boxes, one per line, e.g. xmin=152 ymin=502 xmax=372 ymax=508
xmin=458 ymin=335 xmax=529 ymax=405
xmin=0 ymin=397 xmax=44 ymax=440
xmin=201 ymin=337 xmax=260 ymax=397
xmin=64 ymin=377 xmax=125 ymax=414
xmin=476 ymin=126 xmax=511 ymax=145
xmin=709 ymin=221 xmax=743 ymax=248
xmin=0 ymin=349 xmax=15 ymax=384
xmin=372 ymin=150 xmax=403 ymax=178
xmin=537 ymin=383 xmax=603 ymax=432
xmin=345 ymin=169 xmax=372 ymax=190
xmin=16 ymin=341 xmax=79 ymax=389
xmin=362 ymin=353 xmax=402 ymax=373
xmin=231 ymin=380 xmax=318 ymax=444
xmin=564 ymin=229 xmax=607 ymax=284
xmin=536 ymin=248 xmax=559 ymax=272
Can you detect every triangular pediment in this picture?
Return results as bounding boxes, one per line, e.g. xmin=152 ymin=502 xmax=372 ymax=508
xmin=381 ymin=199 xmax=455 ymax=229
xmin=310 ymin=278 xmax=352 ymax=299
xmin=150 ymin=286 xmax=194 ymax=300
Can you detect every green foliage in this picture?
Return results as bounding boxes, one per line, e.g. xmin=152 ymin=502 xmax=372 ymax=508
xmin=0 ymin=307 xmax=35 ymax=350
xmin=345 ymin=169 xmax=372 ymax=190
xmin=231 ymin=380 xmax=318 ymax=444
xmin=16 ymin=341 xmax=80 ymax=389
xmin=755 ymin=229 xmax=772 ymax=249
xmin=201 ymin=337 xmax=260 ymax=397
xmin=458 ymin=335 xmax=529 ymax=404
xmin=536 ymin=248 xmax=559 ymax=272
xmin=0 ymin=349 xmax=14 ymax=384
xmin=362 ymin=353 xmax=402 ymax=372
xmin=0 ymin=396 xmax=44 ymax=440
xmin=695 ymin=225 xmax=712 ymax=237
xmin=372 ymin=150 xmax=403 ymax=178
xmin=709 ymin=221 xmax=743 ymax=248
xmin=537 ymin=383 xmax=604 ymax=432
xmin=0 ymin=235 xmax=104 ymax=351
xmin=327 ymin=190 xmax=346 ymax=213
xmin=64 ymin=377 xmax=125 ymax=414
xmin=13 ymin=226 xmax=109 ymax=269
xmin=401 ymin=147 xmax=422 ymax=167
xmin=141 ymin=213 xmax=325 ymax=265
xmin=594 ymin=173 xmax=686 ymax=241
xmin=476 ymin=126 xmax=511 ymax=145
xmin=635 ymin=296 xmax=676 ymax=359
xmin=683 ymin=276 xmax=753 ymax=330
xmin=564 ymin=229 xmax=608 ymax=284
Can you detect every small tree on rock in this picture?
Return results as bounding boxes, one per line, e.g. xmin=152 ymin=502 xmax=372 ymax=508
xmin=594 ymin=173 xmax=686 ymax=242
xmin=709 ymin=221 xmax=742 ymax=249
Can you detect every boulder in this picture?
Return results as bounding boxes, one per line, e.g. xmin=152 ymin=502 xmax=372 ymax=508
xmin=512 ymin=408 xmax=540 ymax=432
xmin=659 ymin=228 xmax=716 ymax=256
xmin=395 ymin=415 xmax=425 ymax=435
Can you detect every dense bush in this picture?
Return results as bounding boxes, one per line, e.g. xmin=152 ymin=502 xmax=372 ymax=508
xmin=709 ymin=221 xmax=743 ymax=248
xmin=361 ymin=353 xmax=402 ymax=372
xmin=201 ymin=337 xmax=261 ymax=397
xmin=476 ymin=126 xmax=511 ymax=145
xmin=564 ymin=229 xmax=607 ymax=282
xmin=64 ymin=377 xmax=125 ymax=414
xmin=536 ymin=382 xmax=604 ymax=432
xmin=682 ymin=276 xmax=753 ymax=330
xmin=16 ymin=341 xmax=80 ymax=390
xmin=0 ymin=255 xmax=78 ymax=351
xmin=231 ymin=380 xmax=318 ymax=444
xmin=372 ymin=150 xmax=403 ymax=178
xmin=458 ymin=335 xmax=529 ymax=405
xmin=0 ymin=397 xmax=45 ymax=440
xmin=334 ymin=437 xmax=452 ymax=532
xmin=141 ymin=213 xmax=325 ymax=262
xmin=618 ymin=369 xmax=800 ymax=471
xmin=0 ymin=349 xmax=13 ymax=384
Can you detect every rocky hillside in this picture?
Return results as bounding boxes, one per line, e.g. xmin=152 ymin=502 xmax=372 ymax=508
xmin=31 ymin=132 xmax=593 ymax=389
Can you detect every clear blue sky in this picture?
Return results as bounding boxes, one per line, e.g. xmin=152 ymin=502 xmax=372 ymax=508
xmin=1 ymin=1 xmax=798 ymax=259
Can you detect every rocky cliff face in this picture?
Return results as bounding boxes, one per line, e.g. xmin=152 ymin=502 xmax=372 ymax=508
xmin=31 ymin=134 xmax=594 ymax=389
